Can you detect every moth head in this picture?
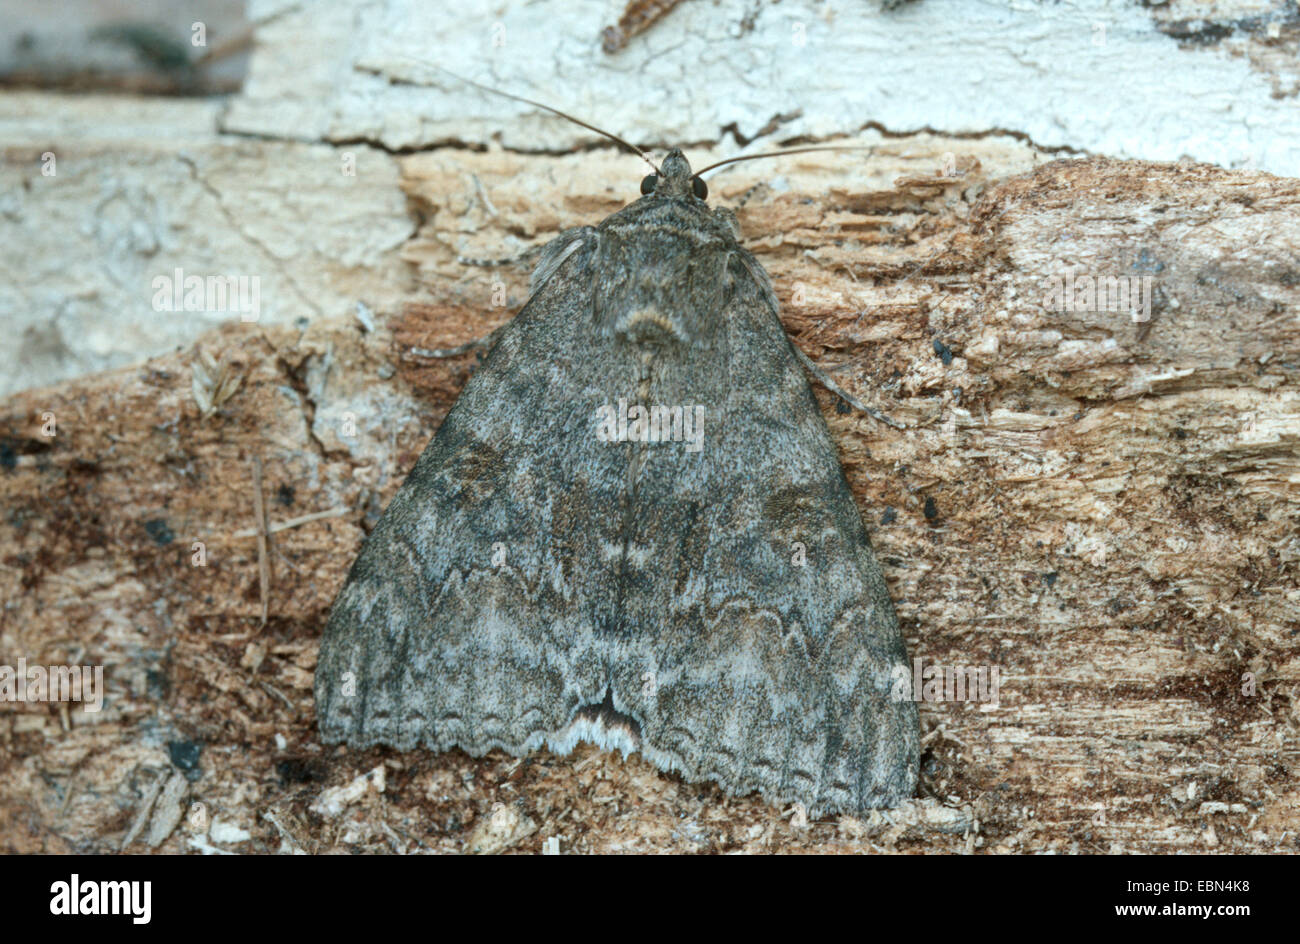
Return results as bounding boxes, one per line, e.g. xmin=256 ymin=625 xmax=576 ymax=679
xmin=640 ymin=148 xmax=708 ymax=201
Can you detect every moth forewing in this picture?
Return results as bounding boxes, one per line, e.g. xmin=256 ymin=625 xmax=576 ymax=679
xmin=315 ymin=141 xmax=918 ymax=814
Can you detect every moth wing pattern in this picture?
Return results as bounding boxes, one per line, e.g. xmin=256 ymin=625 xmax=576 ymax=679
xmin=316 ymin=225 xmax=637 ymax=755
xmin=591 ymin=225 xmax=918 ymax=814
xmin=316 ymin=157 xmax=920 ymax=815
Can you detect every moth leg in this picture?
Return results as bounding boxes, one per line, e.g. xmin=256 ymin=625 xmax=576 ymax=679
xmin=791 ymin=344 xmax=906 ymax=430
xmin=421 ymin=228 xmax=596 ymax=359
xmin=406 ymin=320 xmax=510 ymax=359
xmin=455 ymin=244 xmax=546 ymax=269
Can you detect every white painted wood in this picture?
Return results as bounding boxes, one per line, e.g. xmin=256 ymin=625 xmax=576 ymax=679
xmin=228 ymin=0 xmax=1299 ymax=174
xmin=0 ymin=93 xmax=414 ymax=398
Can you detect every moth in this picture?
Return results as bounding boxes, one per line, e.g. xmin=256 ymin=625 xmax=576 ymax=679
xmin=315 ymin=84 xmax=919 ymax=815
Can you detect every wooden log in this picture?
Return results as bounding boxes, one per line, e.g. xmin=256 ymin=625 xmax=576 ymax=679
xmin=1 ymin=145 xmax=1296 ymax=853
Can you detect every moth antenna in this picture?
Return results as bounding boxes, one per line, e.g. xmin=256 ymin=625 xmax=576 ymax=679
xmin=693 ymin=145 xmax=876 ymax=179
xmin=391 ymin=57 xmax=661 ymax=175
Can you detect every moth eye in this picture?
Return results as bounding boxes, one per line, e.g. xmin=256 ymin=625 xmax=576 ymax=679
xmin=640 ymin=174 xmax=658 ymax=195
xmin=691 ymin=176 xmax=708 ymax=200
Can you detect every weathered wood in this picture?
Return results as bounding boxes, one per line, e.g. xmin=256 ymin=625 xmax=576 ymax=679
xmin=0 ymin=92 xmax=415 ymax=399
xmin=224 ymin=0 xmax=1300 ymax=177
xmin=1 ymin=146 xmax=1296 ymax=854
